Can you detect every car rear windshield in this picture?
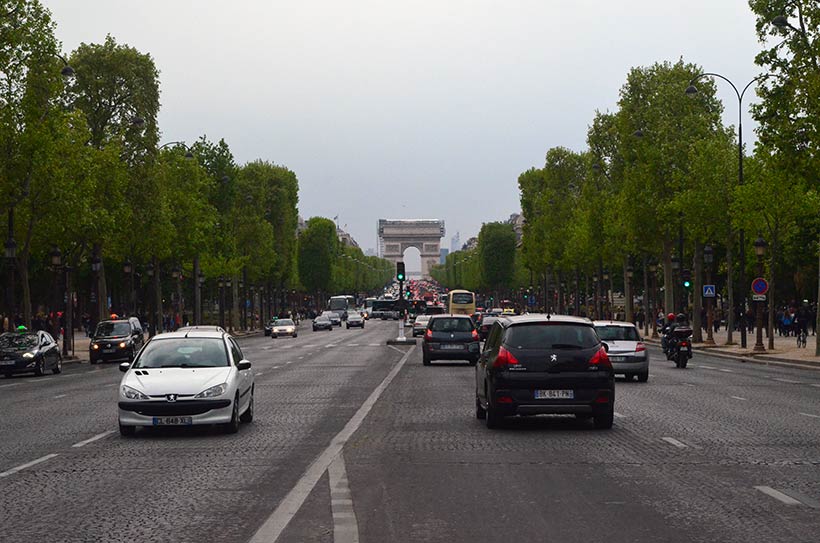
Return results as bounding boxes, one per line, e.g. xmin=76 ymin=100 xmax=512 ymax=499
xmin=133 ymin=338 xmax=229 ymax=368
xmin=596 ymin=325 xmax=640 ymax=341
xmin=425 ymin=306 xmax=445 ymax=315
xmin=430 ymin=318 xmax=474 ymax=332
xmin=505 ymin=323 xmax=598 ymax=350
xmin=451 ymin=293 xmax=473 ymax=304
xmin=95 ymin=322 xmax=131 ymax=337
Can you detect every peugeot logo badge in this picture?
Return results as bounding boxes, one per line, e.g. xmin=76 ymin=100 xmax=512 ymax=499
xmin=550 ymin=354 xmax=558 ymax=362
xmin=166 ymin=394 xmax=177 ymax=402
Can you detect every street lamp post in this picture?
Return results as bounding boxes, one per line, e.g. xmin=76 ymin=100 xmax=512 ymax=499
xmin=91 ymin=255 xmax=102 ymax=328
xmin=686 ymin=73 xmax=775 ymax=348
xmin=250 ymin=285 xmax=256 ymax=330
xmin=172 ymin=265 xmax=182 ymax=329
xmin=5 ymin=234 xmax=16 ymax=328
xmin=197 ymin=272 xmax=205 ymax=325
xmin=123 ymin=258 xmax=134 ymax=316
xmin=592 ymin=274 xmax=599 ymax=319
xmin=671 ymin=255 xmax=680 ymax=314
xmin=704 ymin=245 xmax=715 ymax=346
xmin=753 ymin=236 xmax=767 ymax=352
xmin=146 ymin=262 xmax=155 ymax=336
xmin=226 ymin=278 xmax=233 ymax=333
xmin=49 ymin=247 xmax=62 ymax=340
xmin=649 ymin=262 xmax=659 ymax=338
xmin=218 ymin=277 xmax=225 ymax=329
xmin=626 ymin=265 xmax=634 ymax=323
xmin=603 ymin=269 xmax=610 ymax=319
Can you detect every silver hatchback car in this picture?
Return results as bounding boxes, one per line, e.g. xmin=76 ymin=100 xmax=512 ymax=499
xmin=593 ymin=321 xmax=649 ymax=382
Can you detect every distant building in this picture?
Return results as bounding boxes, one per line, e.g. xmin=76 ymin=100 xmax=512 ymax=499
xmin=450 ymin=232 xmax=460 ymax=253
xmin=364 ymin=248 xmax=377 ymax=257
xmin=462 ymin=237 xmax=478 ymax=251
xmin=507 ymin=212 xmax=525 ymax=247
xmin=439 ymin=248 xmax=449 ymax=264
xmin=337 ymin=226 xmax=359 ymax=248
xmin=297 ymin=215 xmax=307 ymax=235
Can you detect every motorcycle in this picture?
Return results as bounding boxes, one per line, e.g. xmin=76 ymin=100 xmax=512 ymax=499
xmin=663 ymin=326 xmax=693 ymax=368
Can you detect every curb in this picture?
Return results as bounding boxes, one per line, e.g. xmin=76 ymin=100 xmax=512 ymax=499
xmin=645 ymin=339 xmax=820 ymax=372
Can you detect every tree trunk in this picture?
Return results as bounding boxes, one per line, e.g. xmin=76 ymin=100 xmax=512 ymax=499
xmin=816 ymin=236 xmax=820 ymax=356
xmin=693 ymin=241 xmax=703 ymax=343
xmin=726 ymin=231 xmax=735 ymax=345
xmin=231 ymin=273 xmax=239 ymax=332
xmin=662 ymin=238 xmax=674 ymax=317
xmin=556 ymin=270 xmax=564 ymax=314
xmin=18 ymin=254 xmax=31 ymax=327
xmin=95 ymin=243 xmax=108 ymax=322
xmin=574 ymin=268 xmax=581 ymax=316
xmin=768 ymin=237 xmax=777 ymax=351
xmin=193 ymin=255 xmax=201 ymax=325
xmin=624 ymin=257 xmax=633 ymax=323
xmin=642 ymin=256 xmax=650 ymax=337
xmin=153 ymin=257 xmax=162 ymax=334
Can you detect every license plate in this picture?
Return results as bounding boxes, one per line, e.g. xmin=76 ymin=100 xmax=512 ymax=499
xmin=0 ymin=360 xmax=15 ymax=366
xmin=535 ymin=389 xmax=574 ymax=400
xmin=441 ymin=344 xmax=463 ymax=350
xmin=152 ymin=416 xmax=193 ymax=426
xmin=609 ymin=356 xmax=625 ymax=362
xmin=103 ymin=349 xmax=115 ymax=353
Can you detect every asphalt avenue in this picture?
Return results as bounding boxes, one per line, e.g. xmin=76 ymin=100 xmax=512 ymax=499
xmin=1 ymin=320 xmax=819 ymax=543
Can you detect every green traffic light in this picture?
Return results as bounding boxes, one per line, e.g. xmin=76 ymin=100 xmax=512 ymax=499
xmin=683 ymin=281 xmax=691 ymax=288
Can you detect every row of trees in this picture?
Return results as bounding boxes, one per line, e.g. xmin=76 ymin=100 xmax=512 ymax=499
xmin=434 ymin=1 xmax=820 ymax=352
xmin=0 ymin=1 xmax=392 ymax=333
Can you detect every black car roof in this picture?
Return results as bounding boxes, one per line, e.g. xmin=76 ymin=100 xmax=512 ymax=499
xmin=498 ymin=314 xmax=593 ymax=327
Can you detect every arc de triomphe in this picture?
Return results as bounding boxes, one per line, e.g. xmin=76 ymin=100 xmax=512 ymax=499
xmin=378 ymin=219 xmax=445 ymax=279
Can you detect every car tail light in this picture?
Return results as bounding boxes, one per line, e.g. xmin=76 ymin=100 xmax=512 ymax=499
xmin=424 ymin=330 xmax=432 ymax=341
xmin=680 ymin=341 xmax=688 ymax=347
xmin=594 ymin=391 xmax=611 ymax=403
xmin=493 ymin=346 xmax=520 ymax=369
xmin=636 ymin=342 xmax=646 ymax=353
xmin=589 ymin=347 xmax=612 ymax=370
xmin=497 ymin=396 xmax=514 ymax=404
xmin=471 ymin=330 xmax=480 ymax=341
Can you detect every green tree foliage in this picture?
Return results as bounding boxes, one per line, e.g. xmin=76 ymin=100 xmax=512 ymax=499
xmin=298 ymin=217 xmax=337 ymax=296
xmin=478 ymin=223 xmax=516 ymax=294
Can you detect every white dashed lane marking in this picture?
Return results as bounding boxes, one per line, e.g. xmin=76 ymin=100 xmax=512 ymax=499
xmin=717 ymin=368 xmax=734 ymax=373
xmin=72 ymin=430 xmax=115 ymax=448
xmin=613 ymin=412 xmax=626 ymax=419
xmin=730 ymin=396 xmax=748 ymax=401
xmin=0 ymin=382 xmax=22 ymax=389
xmin=661 ymin=437 xmax=688 ymax=449
xmin=754 ymin=486 xmax=803 ymax=505
xmin=798 ymin=412 xmax=820 ymax=419
xmin=53 ymin=393 xmax=67 ymax=399
xmin=773 ymin=378 xmax=802 ymax=384
xmin=0 ymin=454 xmax=59 ymax=478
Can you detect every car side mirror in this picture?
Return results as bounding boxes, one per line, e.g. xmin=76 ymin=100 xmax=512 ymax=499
xmin=237 ymin=360 xmax=252 ymax=371
xmin=119 ymin=362 xmax=131 ymax=372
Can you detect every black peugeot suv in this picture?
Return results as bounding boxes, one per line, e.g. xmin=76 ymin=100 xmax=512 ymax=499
xmin=475 ymin=315 xmax=614 ymax=429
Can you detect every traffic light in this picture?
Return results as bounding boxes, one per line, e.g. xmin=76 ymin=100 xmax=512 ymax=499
xmin=681 ymin=269 xmax=692 ymax=289
xmin=396 ymin=261 xmax=405 ymax=282
xmin=406 ymin=290 xmax=412 ymax=299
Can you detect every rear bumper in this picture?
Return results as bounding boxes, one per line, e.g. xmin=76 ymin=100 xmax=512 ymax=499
xmin=424 ymin=341 xmax=480 ymax=359
xmin=0 ymin=359 xmax=38 ymax=374
xmin=489 ymin=373 xmax=614 ymax=415
xmin=611 ymin=357 xmax=649 ymax=374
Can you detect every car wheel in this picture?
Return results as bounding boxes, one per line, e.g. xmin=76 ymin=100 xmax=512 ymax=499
xmin=33 ymin=359 xmax=44 ymax=376
xmin=593 ymin=408 xmax=614 ymax=429
xmin=240 ymin=388 xmax=254 ymax=423
xmin=119 ymin=423 xmax=136 ymax=437
xmin=637 ymin=371 xmax=649 ymax=383
xmin=680 ymin=358 xmax=688 ymax=369
xmin=52 ymin=356 xmax=62 ymax=375
xmin=90 ymin=357 xmax=98 ymax=365
xmin=475 ymin=396 xmax=486 ymax=420
xmin=485 ymin=404 xmax=502 ymax=429
xmin=422 ymin=353 xmax=431 ymax=366
xmin=293 ymin=333 xmax=297 ymax=338
xmin=222 ymin=395 xmax=240 ymax=434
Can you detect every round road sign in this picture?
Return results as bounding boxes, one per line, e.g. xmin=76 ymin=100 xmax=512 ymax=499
xmin=751 ymin=277 xmax=769 ymax=295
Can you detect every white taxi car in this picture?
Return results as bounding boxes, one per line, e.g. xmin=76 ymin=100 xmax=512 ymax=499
xmin=117 ymin=329 xmax=254 ymax=436
xmin=271 ymin=318 xmax=297 ymax=338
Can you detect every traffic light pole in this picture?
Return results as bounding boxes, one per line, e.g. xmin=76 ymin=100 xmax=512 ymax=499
xmin=387 ymin=262 xmax=415 ymax=344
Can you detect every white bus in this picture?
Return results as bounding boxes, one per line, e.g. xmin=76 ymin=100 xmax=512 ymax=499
xmin=328 ymin=295 xmax=356 ymax=320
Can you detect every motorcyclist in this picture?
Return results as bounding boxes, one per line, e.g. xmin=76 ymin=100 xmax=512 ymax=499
xmin=661 ymin=312 xmax=676 ymax=352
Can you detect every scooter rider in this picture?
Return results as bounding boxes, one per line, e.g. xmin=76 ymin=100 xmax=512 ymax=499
xmin=661 ymin=312 xmax=676 ymax=352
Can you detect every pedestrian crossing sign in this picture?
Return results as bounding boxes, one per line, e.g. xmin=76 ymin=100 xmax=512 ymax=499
xmin=703 ymin=285 xmax=716 ymax=298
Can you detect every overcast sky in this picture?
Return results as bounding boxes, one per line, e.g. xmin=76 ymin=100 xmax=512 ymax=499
xmin=45 ymin=0 xmax=766 ymax=272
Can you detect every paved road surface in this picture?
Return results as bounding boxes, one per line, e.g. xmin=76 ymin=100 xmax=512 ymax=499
xmin=1 ymin=320 xmax=819 ymax=543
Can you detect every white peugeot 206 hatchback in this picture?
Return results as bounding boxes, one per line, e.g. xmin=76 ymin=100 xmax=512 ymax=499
xmin=117 ymin=329 xmax=254 ymax=436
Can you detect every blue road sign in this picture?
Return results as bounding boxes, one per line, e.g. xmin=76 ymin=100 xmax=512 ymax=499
xmin=703 ymin=285 xmax=716 ymax=298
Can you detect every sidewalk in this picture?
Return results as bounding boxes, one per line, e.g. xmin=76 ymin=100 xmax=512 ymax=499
xmin=62 ymin=328 xmax=261 ymax=365
xmin=644 ymin=326 xmax=820 ymax=369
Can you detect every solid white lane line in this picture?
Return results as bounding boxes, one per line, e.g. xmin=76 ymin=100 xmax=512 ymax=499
xmin=683 ymin=383 xmax=695 ymax=387
xmin=754 ymin=486 xmax=803 ymax=505
xmin=718 ymin=368 xmax=735 ymax=373
xmin=72 ymin=430 xmax=115 ymax=448
xmin=368 ymin=343 xmax=381 ymax=347
xmin=0 ymin=453 xmax=59 ymax=478
xmin=347 ymin=343 xmax=359 ymax=347
xmin=272 ymin=366 xmax=280 ymax=369
xmin=811 ymin=384 xmax=820 ymax=388
xmin=328 ymin=453 xmax=359 ymax=543
xmin=698 ymin=365 xmax=716 ymax=370
xmin=53 ymin=393 xmax=67 ymax=399
xmin=773 ymin=378 xmax=802 ymax=384
xmin=613 ymin=412 xmax=626 ymax=419
xmin=798 ymin=412 xmax=820 ymax=419
xmin=0 ymin=382 xmax=22 ymax=389
xmin=730 ymin=396 xmax=748 ymax=401
xmin=661 ymin=437 xmax=688 ymax=449
xmin=248 ymin=345 xmax=415 ymax=543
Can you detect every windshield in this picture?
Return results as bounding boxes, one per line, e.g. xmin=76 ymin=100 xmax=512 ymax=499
xmin=277 ymin=319 xmax=294 ymax=326
xmin=505 ymin=324 xmax=598 ymax=350
xmin=451 ymin=293 xmax=473 ymax=305
xmin=95 ymin=322 xmax=131 ymax=337
xmin=430 ymin=318 xmax=474 ymax=332
xmin=316 ymin=316 xmax=329 ymax=322
xmin=133 ymin=338 xmax=229 ymax=368
xmin=596 ymin=325 xmax=640 ymax=341
xmin=0 ymin=333 xmax=38 ymax=350
xmin=329 ymin=298 xmax=348 ymax=311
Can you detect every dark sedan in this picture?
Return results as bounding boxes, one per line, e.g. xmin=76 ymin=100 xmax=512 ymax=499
xmin=346 ymin=313 xmax=364 ymax=328
xmin=313 ymin=316 xmax=333 ymax=331
xmin=475 ymin=315 xmax=614 ymax=429
xmin=89 ymin=318 xmax=144 ymax=364
xmin=0 ymin=331 xmax=62 ymax=377
xmin=422 ymin=315 xmax=481 ymax=366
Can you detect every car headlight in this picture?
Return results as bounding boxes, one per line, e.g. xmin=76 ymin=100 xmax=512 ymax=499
xmin=23 ymin=351 xmax=36 ymax=359
xmin=121 ymin=385 xmax=149 ymax=400
xmin=119 ymin=342 xmax=127 ymax=349
xmin=92 ymin=344 xmax=100 ymax=350
xmin=195 ymin=383 xmax=227 ymax=398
